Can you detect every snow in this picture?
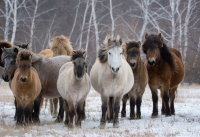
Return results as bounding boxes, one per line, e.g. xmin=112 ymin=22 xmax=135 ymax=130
xmin=0 ymin=82 xmax=200 ymax=137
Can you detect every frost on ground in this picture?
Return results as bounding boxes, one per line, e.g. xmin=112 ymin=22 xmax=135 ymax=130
xmin=0 ymin=82 xmax=200 ymax=137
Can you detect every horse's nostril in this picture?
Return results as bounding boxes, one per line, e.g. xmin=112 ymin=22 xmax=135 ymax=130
xmin=2 ymin=75 xmax=9 ymax=82
xmin=116 ymin=67 xmax=119 ymax=72
xmin=112 ymin=67 xmax=114 ymax=71
xmin=20 ymin=77 xmax=27 ymax=83
xmin=130 ymin=63 xmax=135 ymax=67
xmin=148 ymin=60 xmax=156 ymax=66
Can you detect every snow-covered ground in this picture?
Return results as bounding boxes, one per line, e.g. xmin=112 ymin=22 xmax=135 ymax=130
xmin=0 ymin=82 xmax=200 ymax=137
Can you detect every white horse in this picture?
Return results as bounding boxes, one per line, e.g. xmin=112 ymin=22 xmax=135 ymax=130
xmin=90 ymin=35 xmax=134 ymax=128
xmin=57 ymin=49 xmax=90 ymax=128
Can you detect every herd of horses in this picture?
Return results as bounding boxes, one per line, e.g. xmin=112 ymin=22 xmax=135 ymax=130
xmin=0 ymin=33 xmax=185 ymax=129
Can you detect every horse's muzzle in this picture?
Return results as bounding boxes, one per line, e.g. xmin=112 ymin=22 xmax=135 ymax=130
xmin=111 ymin=67 xmax=119 ymax=73
xmin=148 ymin=60 xmax=156 ymax=66
xmin=20 ymin=77 xmax=27 ymax=83
xmin=129 ymin=62 xmax=136 ymax=69
xmin=2 ymin=75 xmax=9 ymax=82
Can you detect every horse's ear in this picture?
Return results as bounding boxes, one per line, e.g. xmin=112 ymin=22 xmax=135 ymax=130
xmin=137 ymin=41 xmax=141 ymax=48
xmin=29 ymin=54 xmax=32 ymax=61
xmin=105 ymin=35 xmax=111 ymax=42
xmin=1 ymin=47 xmax=6 ymax=52
xmin=158 ymin=33 xmax=162 ymax=39
xmin=145 ymin=34 xmax=148 ymax=40
xmin=83 ymin=51 xmax=87 ymax=59
xmin=116 ymin=34 xmax=122 ymax=45
xmin=25 ymin=43 xmax=29 ymax=49
xmin=13 ymin=47 xmax=18 ymax=53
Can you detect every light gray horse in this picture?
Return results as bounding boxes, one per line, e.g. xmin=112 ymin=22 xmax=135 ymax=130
xmin=90 ymin=35 xmax=134 ymax=129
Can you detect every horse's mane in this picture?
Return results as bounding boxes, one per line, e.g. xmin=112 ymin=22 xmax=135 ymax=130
xmin=0 ymin=41 xmax=13 ymax=60
xmin=17 ymin=50 xmax=32 ymax=62
xmin=124 ymin=40 xmax=140 ymax=54
xmin=50 ymin=35 xmax=73 ymax=55
xmin=142 ymin=34 xmax=175 ymax=70
xmin=98 ymin=36 xmax=122 ymax=63
xmin=71 ymin=49 xmax=86 ymax=61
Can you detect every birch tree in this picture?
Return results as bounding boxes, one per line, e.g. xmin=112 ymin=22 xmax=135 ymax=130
xmin=91 ymin=0 xmax=99 ymax=54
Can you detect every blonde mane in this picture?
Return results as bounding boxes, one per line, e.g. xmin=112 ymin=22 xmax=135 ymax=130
xmin=50 ymin=35 xmax=73 ymax=56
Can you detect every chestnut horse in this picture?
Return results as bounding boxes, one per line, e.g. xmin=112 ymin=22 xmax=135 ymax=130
xmin=121 ymin=40 xmax=148 ymax=119
xmin=11 ymin=50 xmax=41 ymax=126
xmin=142 ymin=33 xmax=184 ymax=117
xmin=90 ymin=35 xmax=134 ymax=128
xmin=57 ymin=49 xmax=90 ymax=128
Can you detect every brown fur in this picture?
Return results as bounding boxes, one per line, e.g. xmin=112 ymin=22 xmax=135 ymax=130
xmin=142 ymin=33 xmax=185 ymax=117
xmin=39 ymin=49 xmax=53 ymax=58
xmin=121 ymin=40 xmax=148 ymax=119
xmin=11 ymin=50 xmax=41 ymax=126
xmin=50 ymin=35 xmax=73 ymax=56
xmin=0 ymin=40 xmax=13 ymax=67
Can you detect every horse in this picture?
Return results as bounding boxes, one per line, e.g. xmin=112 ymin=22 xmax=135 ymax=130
xmin=142 ymin=33 xmax=184 ymax=117
xmin=0 ymin=40 xmax=13 ymax=67
xmin=57 ymin=49 xmax=90 ymax=128
xmin=48 ymin=35 xmax=73 ymax=119
xmin=90 ymin=35 xmax=134 ymax=128
xmin=1 ymin=46 xmax=71 ymax=123
xmin=121 ymin=40 xmax=148 ymax=119
xmin=11 ymin=50 xmax=41 ymax=126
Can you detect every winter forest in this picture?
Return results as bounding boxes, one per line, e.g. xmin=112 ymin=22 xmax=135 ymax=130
xmin=0 ymin=0 xmax=200 ymax=83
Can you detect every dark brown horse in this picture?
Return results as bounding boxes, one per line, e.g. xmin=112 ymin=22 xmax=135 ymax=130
xmin=0 ymin=40 xmax=13 ymax=67
xmin=11 ymin=50 xmax=41 ymax=126
xmin=121 ymin=40 xmax=148 ymax=119
xmin=142 ymin=33 xmax=184 ymax=117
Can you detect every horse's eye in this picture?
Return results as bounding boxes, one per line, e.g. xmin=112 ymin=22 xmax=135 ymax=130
xmin=120 ymin=53 xmax=122 ymax=55
xmin=109 ymin=52 xmax=111 ymax=55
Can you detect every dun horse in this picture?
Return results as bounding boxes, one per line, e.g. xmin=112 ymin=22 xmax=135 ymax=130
xmin=90 ymin=35 xmax=134 ymax=128
xmin=57 ymin=49 xmax=90 ymax=128
xmin=142 ymin=33 xmax=184 ymax=117
xmin=11 ymin=50 xmax=41 ymax=126
xmin=121 ymin=40 xmax=148 ymax=119
xmin=2 ymin=46 xmax=71 ymax=123
xmin=49 ymin=35 xmax=73 ymax=119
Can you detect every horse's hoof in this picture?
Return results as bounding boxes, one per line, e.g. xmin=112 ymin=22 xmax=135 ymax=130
xmin=98 ymin=122 xmax=106 ymax=129
xmin=121 ymin=111 xmax=126 ymax=117
xmin=68 ymin=124 xmax=74 ymax=129
xmin=113 ymin=121 xmax=119 ymax=128
xmin=161 ymin=112 xmax=166 ymax=115
xmin=130 ymin=116 xmax=135 ymax=120
xmin=136 ymin=115 xmax=141 ymax=119
xmin=107 ymin=119 xmax=113 ymax=123
xmin=64 ymin=120 xmax=69 ymax=126
xmin=165 ymin=113 xmax=171 ymax=117
xmin=151 ymin=113 xmax=158 ymax=118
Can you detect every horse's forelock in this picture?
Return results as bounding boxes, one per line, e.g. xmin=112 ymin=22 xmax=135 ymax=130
xmin=17 ymin=50 xmax=32 ymax=62
xmin=125 ymin=41 xmax=140 ymax=54
xmin=71 ymin=49 xmax=86 ymax=61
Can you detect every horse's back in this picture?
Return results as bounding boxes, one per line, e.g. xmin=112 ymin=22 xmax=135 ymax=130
xmin=170 ymin=49 xmax=185 ymax=88
xmin=39 ymin=49 xmax=53 ymax=58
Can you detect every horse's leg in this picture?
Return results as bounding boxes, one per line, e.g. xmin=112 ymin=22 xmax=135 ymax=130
xmin=55 ymin=97 xmax=64 ymax=122
xmin=50 ymin=99 xmax=53 ymax=115
xmin=67 ymin=101 xmax=75 ymax=129
xmin=121 ymin=94 xmax=129 ymax=117
xmin=136 ymin=96 xmax=142 ymax=119
xmin=129 ymin=93 xmax=136 ymax=120
xmin=107 ymin=97 xmax=114 ymax=123
xmin=113 ymin=96 xmax=122 ymax=128
xmin=16 ymin=105 xmax=23 ymax=126
xmin=160 ymin=90 xmax=166 ymax=115
xmin=52 ymin=98 xmax=58 ymax=118
xmin=163 ymin=85 xmax=171 ymax=116
xmin=76 ymin=100 xmax=85 ymax=128
xmin=81 ymin=101 xmax=86 ymax=120
xmin=24 ymin=104 xmax=33 ymax=126
xmin=33 ymin=93 xmax=43 ymax=123
xmin=14 ymin=98 xmax=17 ymax=121
xmin=169 ymin=87 xmax=177 ymax=115
xmin=99 ymin=96 xmax=108 ymax=129
xmin=64 ymin=100 xmax=69 ymax=125
xmin=149 ymin=85 xmax=158 ymax=118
